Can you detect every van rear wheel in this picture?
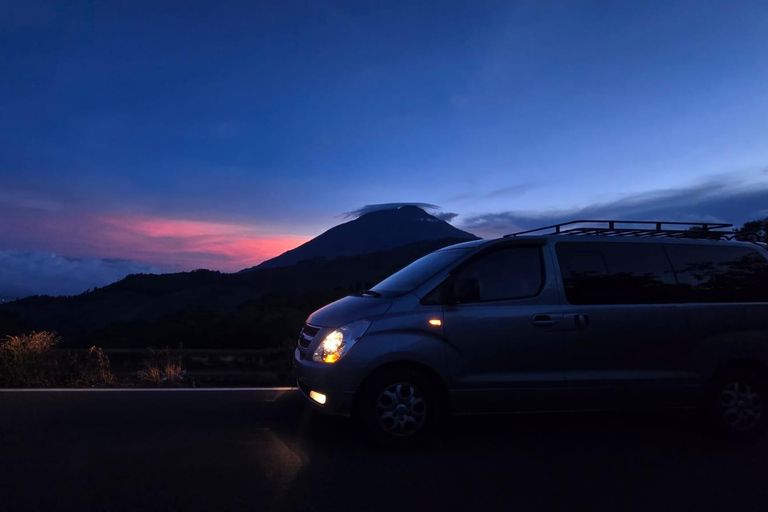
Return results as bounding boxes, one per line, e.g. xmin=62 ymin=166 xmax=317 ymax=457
xmin=358 ymin=367 xmax=440 ymax=448
xmin=708 ymin=369 xmax=768 ymax=441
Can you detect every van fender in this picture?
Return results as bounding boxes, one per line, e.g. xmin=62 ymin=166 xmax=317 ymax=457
xmin=349 ymin=327 xmax=451 ymax=388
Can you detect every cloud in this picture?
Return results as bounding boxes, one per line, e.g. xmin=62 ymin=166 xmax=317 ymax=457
xmin=459 ymin=179 xmax=768 ymax=238
xmin=341 ymin=202 xmax=462 ymax=224
xmin=449 ymin=183 xmax=531 ymax=202
xmin=485 ymin=184 xmax=532 ymax=199
xmin=0 ymin=251 xmax=159 ymax=301
xmin=0 ymin=206 xmax=310 ymax=273
xmin=89 ymin=215 xmax=310 ymax=271
xmin=0 ymin=188 xmax=63 ymax=212
xmin=433 ymin=211 xmax=459 ymax=222
xmin=341 ymin=202 xmax=441 ymax=219
xmin=447 ymin=193 xmax=473 ymax=202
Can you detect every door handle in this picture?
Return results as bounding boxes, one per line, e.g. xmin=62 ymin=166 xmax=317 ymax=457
xmin=532 ymin=314 xmax=557 ymax=327
xmin=574 ymin=314 xmax=590 ymax=330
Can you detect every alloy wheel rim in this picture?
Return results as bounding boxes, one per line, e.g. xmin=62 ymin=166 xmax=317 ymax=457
xmin=375 ymin=382 xmax=426 ymax=436
xmin=720 ymin=381 xmax=763 ymax=431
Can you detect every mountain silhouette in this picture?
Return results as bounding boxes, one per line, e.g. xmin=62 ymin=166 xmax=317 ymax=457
xmin=0 ymin=238 xmax=472 ymax=348
xmin=0 ymin=207 xmax=479 ymax=348
xmin=244 ymin=205 xmax=477 ymax=271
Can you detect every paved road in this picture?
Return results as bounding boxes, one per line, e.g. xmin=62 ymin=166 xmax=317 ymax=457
xmin=1 ymin=389 xmax=767 ymax=512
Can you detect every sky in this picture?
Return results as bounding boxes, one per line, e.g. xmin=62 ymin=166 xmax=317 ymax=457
xmin=2 ymin=0 xmax=768 ymax=298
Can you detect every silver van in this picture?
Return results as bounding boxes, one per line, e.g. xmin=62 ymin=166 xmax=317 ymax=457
xmin=293 ymin=220 xmax=768 ymax=445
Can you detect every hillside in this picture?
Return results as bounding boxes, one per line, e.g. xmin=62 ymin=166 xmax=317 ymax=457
xmin=246 ymin=205 xmax=477 ymax=270
xmin=0 ymin=238 xmax=470 ymax=349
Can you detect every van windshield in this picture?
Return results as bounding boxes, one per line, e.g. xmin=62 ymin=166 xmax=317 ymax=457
xmin=369 ymin=248 xmax=470 ymax=297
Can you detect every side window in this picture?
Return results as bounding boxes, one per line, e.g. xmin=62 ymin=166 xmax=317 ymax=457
xmin=452 ymin=246 xmax=543 ymax=302
xmin=665 ymin=245 xmax=768 ymax=303
xmin=556 ymin=242 xmax=678 ymax=305
xmin=555 ymin=248 xmax=609 ymax=305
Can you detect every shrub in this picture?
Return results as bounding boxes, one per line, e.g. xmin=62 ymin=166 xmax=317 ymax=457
xmin=80 ymin=346 xmax=116 ymax=386
xmin=0 ymin=332 xmax=116 ymax=387
xmin=137 ymin=348 xmax=185 ymax=386
xmin=0 ymin=331 xmax=60 ymax=387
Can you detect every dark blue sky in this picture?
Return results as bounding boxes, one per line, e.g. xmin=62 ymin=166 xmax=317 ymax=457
xmin=1 ymin=0 xmax=768 ymax=295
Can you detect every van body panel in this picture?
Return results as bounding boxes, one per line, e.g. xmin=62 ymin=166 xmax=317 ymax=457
xmin=440 ymin=241 xmax=570 ymax=413
xmin=294 ymin=233 xmax=768 ymax=417
xmin=306 ymin=295 xmax=394 ymax=328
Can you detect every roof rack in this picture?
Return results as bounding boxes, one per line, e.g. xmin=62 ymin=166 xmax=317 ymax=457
xmin=505 ymin=220 xmax=734 ymax=240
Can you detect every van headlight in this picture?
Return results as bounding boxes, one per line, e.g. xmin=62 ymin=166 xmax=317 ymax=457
xmin=312 ymin=320 xmax=371 ymax=364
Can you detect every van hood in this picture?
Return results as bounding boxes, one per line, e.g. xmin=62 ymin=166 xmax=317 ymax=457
xmin=307 ymin=295 xmax=393 ymax=328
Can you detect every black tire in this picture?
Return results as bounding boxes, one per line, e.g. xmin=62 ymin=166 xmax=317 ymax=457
xmin=707 ymin=369 xmax=768 ymax=442
xmin=357 ymin=366 xmax=442 ymax=448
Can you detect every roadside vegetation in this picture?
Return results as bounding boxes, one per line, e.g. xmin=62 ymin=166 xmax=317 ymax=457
xmin=0 ymin=330 xmax=290 ymax=388
xmin=0 ymin=331 xmax=115 ymax=387
xmin=0 ymin=331 xmax=194 ymax=388
xmin=137 ymin=347 xmax=185 ymax=386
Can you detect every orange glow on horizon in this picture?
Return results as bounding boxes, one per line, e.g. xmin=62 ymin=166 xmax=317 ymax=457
xmin=88 ymin=214 xmax=311 ymax=271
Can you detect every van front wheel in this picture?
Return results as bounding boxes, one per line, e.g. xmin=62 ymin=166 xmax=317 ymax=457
xmin=359 ymin=367 xmax=440 ymax=447
xmin=708 ymin=370 xmax=768 ymax=441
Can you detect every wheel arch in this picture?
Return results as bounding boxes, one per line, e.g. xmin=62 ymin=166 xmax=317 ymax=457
xmin=352 ymin=359 xmax=450 ymax=415
xmin=710 ymin=358 xmax=768 ymax=382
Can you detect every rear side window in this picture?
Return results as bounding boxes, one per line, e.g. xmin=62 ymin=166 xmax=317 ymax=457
xmin=665 ymin=245 xmax=768 ymax=303
xmin=451 ymin=246 xmax=543 ymax=302
xmin=556 ymin=242 xmax=677 ymax=305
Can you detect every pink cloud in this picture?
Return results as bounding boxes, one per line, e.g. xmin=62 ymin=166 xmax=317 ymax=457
xmin=0 ymin=210 xmax=309 ymax=272
xmin=93 ymin=215 xmax=309 ymax=271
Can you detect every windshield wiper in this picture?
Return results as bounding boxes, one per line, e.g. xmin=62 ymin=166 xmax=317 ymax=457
xmin=359 ymin=289 xmax=382 ymax=297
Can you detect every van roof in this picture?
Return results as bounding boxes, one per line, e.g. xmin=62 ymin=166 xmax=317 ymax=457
xmin=438 ymin=235 xmax=765 ymax=254
xmin=436 ymin=239 xmax=488 ymax=250
xmin=505 ymin=219 xmax=735 ymax=240
xmin=500 ymin=234 xmax=760 ymax=249
xmin=441 ymin=219 xmax=766 ymax=252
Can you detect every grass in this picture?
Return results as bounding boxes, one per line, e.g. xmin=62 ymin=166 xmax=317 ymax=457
xmin=0 ymin=331 xmax=116 ymax=387
xmin=0 ymin=331 xmax=293 ymax=387
xmin=137 ymin=348 xmax=185 ymax=386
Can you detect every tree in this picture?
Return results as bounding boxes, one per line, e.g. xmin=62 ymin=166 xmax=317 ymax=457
xmin=735 ymin=218 xmax=768 ymax=243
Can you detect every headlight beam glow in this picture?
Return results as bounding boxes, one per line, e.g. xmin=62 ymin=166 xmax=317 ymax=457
xmin=309 ymin=390 xmax=327 ymax=405
xmin=312 ymin=320 xmax=371 ymax=364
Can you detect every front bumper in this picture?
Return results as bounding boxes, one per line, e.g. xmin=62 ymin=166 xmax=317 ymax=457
xmin=293 ymin=347 xmax=356 ymax=416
